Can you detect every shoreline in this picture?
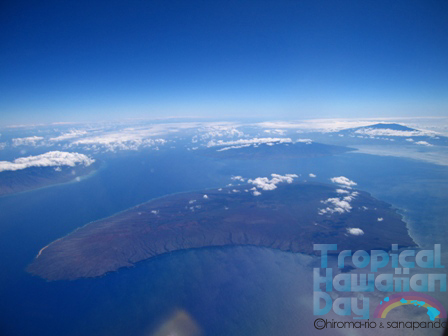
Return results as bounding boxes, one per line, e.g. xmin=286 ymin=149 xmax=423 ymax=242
xmin=27 ymin=182 xmax=416 ymax=281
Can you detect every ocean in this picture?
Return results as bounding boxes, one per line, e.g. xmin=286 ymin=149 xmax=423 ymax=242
xmin=0 ymin=150 xmax=447 ymax=335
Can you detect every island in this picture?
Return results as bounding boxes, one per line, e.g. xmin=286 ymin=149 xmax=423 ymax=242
xmin=0 ymin=165 xmax=97 ymax=196
xmin=0 ymin=151 xmax=97 ymax=197
xmin=27 ymin=182 xmax=415 ymax=280
xmin=202 ymin=141 xmax=354 ymax=159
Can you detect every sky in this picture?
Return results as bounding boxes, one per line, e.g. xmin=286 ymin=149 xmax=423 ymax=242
xmin=1 ymin=0 xmax=448 ymax=125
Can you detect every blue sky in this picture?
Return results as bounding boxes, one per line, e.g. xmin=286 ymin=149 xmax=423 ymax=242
xmin=1 ymin=0 xmax=447 ymax=125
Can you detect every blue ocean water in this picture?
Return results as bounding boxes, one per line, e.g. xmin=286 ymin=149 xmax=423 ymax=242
xmin=0 ymin=150 xmax=447 ymax=335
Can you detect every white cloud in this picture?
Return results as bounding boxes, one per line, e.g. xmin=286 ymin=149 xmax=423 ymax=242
xmin=330 ymin=176 xmax=357 ymax=188
xmin=66 ymin=121 xmax=237 ymax=151
xmin=318 ymin=190 xmax=359 ymax=215
xmin=0 ymin=142 xmax=6 ymax=150
xmin=377 ymin=218 xmax=384 ymax=222
xmin=415 ymin=141 xmax=433 ymax=147
xmin=203 ymin=194 xmax=208 ymax=199
xmin=197 ymin=125 xmax=244 ymax=140
xmin=257 ymin=120 xmax=376 ymax=132
xmin=347 ymin=228 xmax=364 ymax=236
xmin=319 ymin=198 xmax=352 ymax=214
xmin=207 ymin=137 xmax=292 ymax=149
xmin=336 ymin=189 xmax=349 ymax=194
xmin=264 ymin=129 xmax=286 ymax=135
xmin=0 ymin=151 xmax=95 ymax=172
xmin=296 ymin=138 xmax=313 ymax=144
xmin=12 ymin=136 xmax=44 ymax=147
xmin=309 ymin=173 xmax=316 ymax=178
xmin=49 ymin=130 xmax=88 ymax=142
xmin=354 ymin=128 xmax=435 ymax=137
xmin=71 ymin=132 xmax=167 ymax=151
xmin=406 ymin=138 xmax=414 ymax=142
xmin=216 ymin=144 xmax=251 ymax=151
xmin=252 ymin=190 xmax=262 ymax=196
xmin=248 ymin=173 xmax=298 ymax=191
xmin=231 ymin=176 xmax=245 ymax=182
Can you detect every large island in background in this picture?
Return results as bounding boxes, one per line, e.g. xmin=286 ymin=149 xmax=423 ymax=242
xmin=28 ymin=182 xmax=415 ymax=281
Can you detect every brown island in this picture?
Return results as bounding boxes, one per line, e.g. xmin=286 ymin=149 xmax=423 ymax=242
xmin=28 ymin=182 xmax=415 ymax=281
xmin=0 ymin=164 xmax=97 ymax=197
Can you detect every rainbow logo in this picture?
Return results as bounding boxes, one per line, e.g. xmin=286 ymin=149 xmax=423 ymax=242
xmin=374 ymin=292 xmax=446 ymax=321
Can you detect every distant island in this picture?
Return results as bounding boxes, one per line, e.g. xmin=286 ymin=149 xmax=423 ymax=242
xmin=202 ymin=140 xmax=354 ymax=159
xmin=0 ymin=165 xmax=97 ymax=197
xmin=0 ymin=151 xmax=97 ymax=197
xmin=28 ymin=182 xmax=415 ymax=281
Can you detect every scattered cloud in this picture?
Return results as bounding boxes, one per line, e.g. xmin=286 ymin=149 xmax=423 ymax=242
xmin=216 ymin=144 xmax=251 ymax=151
xmin=65 ymin=121 xmax=238 ymax=152
xmin=415 ymin=141 xmax=433 ymax=147
xmin=0 ymin=151 xmax=95 ymax=172
xmin=319 ymin=197 xmax=352 ymax=214
xmin=196 ymin=125 xmax=244 ymax=140
xmin=49 ymin=130 xmax=88 ymax=142
xmin=347 ymin=228 xmax=364 ymax=236
xmin=12 ymin=136 xmax=44 ymax=147
xmin=248 ymin=173 xmax=298 ymax=190
xmin=318 ymin=190 xmax=359 ymax=215
xmin=264 ymin=129 xmax=286 ymax=135
xmin=71 ymin=133 xmax=167 ymax=151
xmin=330 ymin=176 xmax=357 ymax=188
xmin=309 ymin=173 xmax=316 ymax=178
xmin=296 ymin=138 xmax=313 ymax=144
xmin=377 ymin=218 xmax=384 ymax=222
xmin=203 ymin=194 xmax=208 ymax=199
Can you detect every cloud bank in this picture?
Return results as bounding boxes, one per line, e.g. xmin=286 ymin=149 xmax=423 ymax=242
xmin=207 ymin=137 xmax=293 ymax=149
xmin=0 ymin=151 xmax=95 ymax=172
xmin=354 ymin=128 xmax=436 ymax=137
